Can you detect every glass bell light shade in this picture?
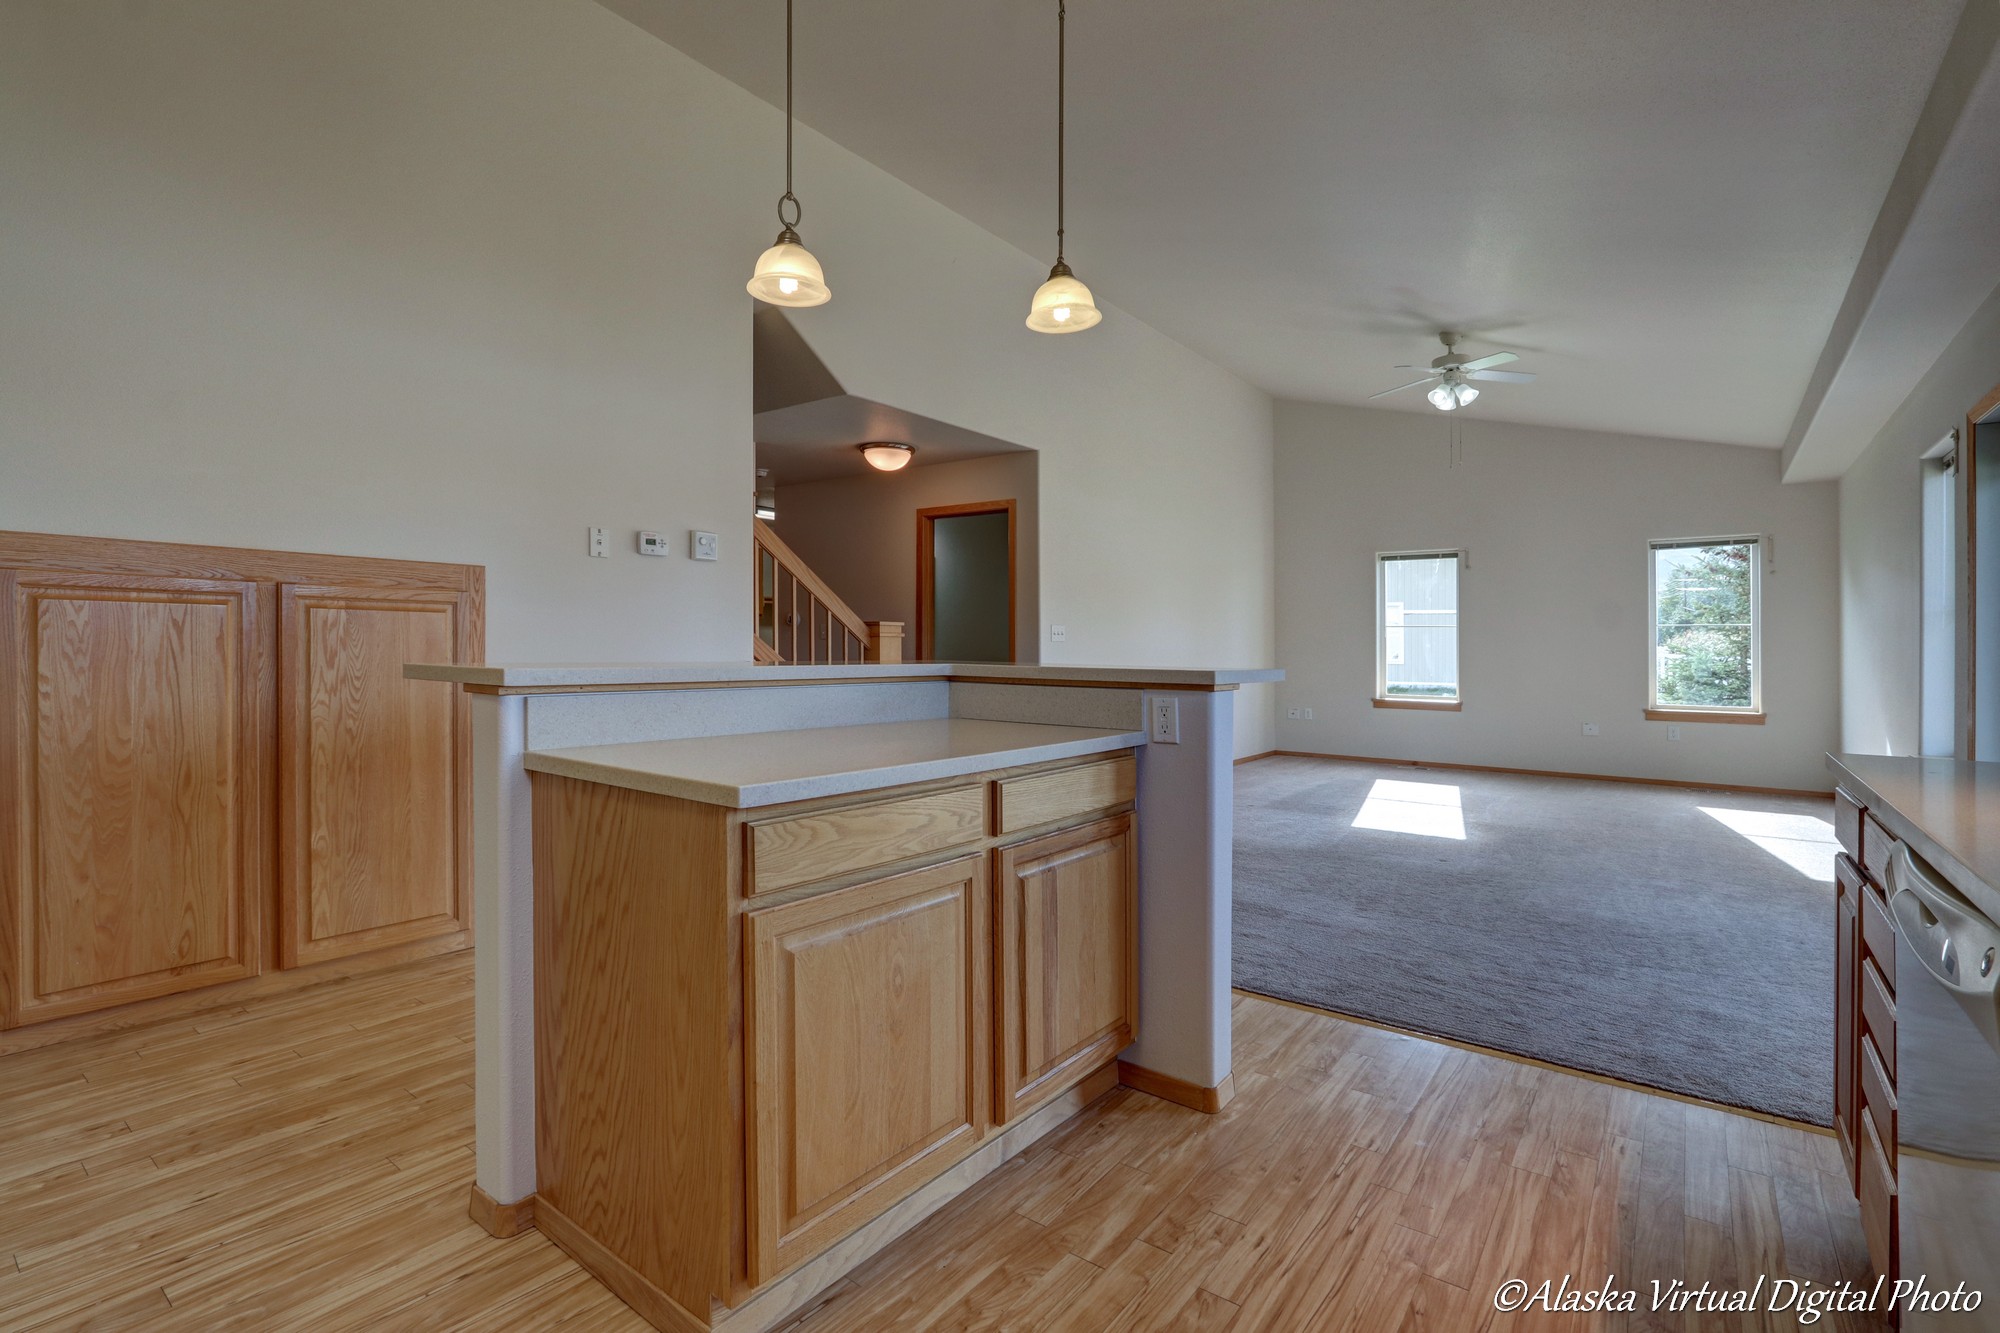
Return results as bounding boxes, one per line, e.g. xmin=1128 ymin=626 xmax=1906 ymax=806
xmin=747 ymin=231 xmax=830 ymax=307
xmin=1025 ymin=263 xmax=1102 ymax=334
xmin=1427 ymin=382 xmax=1459 ymax=411
xmin=860 ymin=443 xmax=915 ymax=472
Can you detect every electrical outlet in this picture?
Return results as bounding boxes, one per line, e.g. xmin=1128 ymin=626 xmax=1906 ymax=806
xmin=637 ymin=531 xmax=669 ymax=556
xmin=1149 ymin=696 xmax=1180 ymax=744
xmin=689 ymin=531 xmax=719 ymax=562
xmin=1582 ymin=722 xmax=1600 ymax=737
xmin=588 ymin=526 xmax=608 ymax=558
xmin=1667 ymin=724 xmax=1683 ymax=742
xmin=1301 ymin=708 xmax=1313 ymax=720
xmin=1048 ymin=623 xmax=1067 ymax=643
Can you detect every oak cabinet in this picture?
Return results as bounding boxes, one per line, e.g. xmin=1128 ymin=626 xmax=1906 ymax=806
xmin=1831 ymin=788 xmax=1899 ymax=1285
xmin=745 ymin=854 xmax=990 ymax=1282
xmin=0 ymin=533 xmax=481 ymax=1040
xmin=279 ymin=585 xmax=470 ymax=966
xmin=1834 ymin=852 xmax=1861 ymax=1188
xmin=3 ymin=572 xmax=264 ymax=1025
xmin=994 ymin=812 xmax=1137 ymax=1125
xmin=529 ymin=747 xmax=1138 ymax=1331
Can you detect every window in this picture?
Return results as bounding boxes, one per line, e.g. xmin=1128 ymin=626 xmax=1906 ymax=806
xmin=1376 ymin=551 xmax=1460 ymax=705
xmin=1649 ymin=537 xmax=1760 ymax=713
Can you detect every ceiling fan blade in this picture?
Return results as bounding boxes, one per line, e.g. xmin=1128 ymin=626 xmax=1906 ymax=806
xmin=1466 ymin=369 xmax=1535 ymax=384
xmin=1367 ymin=377 xmax=1437 ymax=399
xmin=1458 ymin=351 xmax=1519 ymax=372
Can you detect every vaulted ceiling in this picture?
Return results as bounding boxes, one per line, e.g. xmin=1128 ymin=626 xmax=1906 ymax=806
xmin=605 ymin=0 xmax=1986 ymax=459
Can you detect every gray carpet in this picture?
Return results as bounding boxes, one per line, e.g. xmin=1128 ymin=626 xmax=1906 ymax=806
xmin=1232 ymin=756 xmax=1838 ymax=1124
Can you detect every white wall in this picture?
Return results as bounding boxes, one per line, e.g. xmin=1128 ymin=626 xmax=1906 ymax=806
xmin=1839 ymin=282 xmax=2000 ymax=756
xmin=0 ymin=0 xmax=1277 ymax=753
xmin=1274 ymin=402 xmax=1842 ymax=791
xmin=773 ymin=453 xmax=1039 ymax=661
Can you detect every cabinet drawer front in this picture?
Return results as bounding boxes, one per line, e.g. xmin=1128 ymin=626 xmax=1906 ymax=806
xmin=1860 ymin=812 xmax=1896 ymax=888
xmin=748 ymin=785 xmax=987 ymax=895
xmin=1860 ymin=1033 xmax=1895 ymax=1169
xmin=1861 ymin=958 xmax=1895 ymax=1081
xmin=1833 ymin=788 xmax=1864 ymax=859
xmin=994 ymin=754 xmax=1136 ymax=836
xmin=1858 ymin=1112 xmax=1897 ymax=1281
xmin=1860 ymin=880 xmax=1896 ymax=990
xmin=745 ymin=856 xmax=990 ymax=1281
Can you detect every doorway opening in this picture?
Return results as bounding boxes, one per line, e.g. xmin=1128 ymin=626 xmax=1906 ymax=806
xmin=917 ymin=501 xmax=1017 ymax=663
xmin=1921 ymin=435 xmax=1958 ymax=756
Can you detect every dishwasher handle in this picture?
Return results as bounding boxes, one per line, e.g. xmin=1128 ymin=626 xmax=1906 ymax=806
xmin=1889 ymin=842 xmax=2000 ymax=1021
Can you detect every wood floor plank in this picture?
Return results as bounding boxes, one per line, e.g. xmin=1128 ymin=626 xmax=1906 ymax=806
xmin=0 ymin=955 xmax=1888 ymax=1332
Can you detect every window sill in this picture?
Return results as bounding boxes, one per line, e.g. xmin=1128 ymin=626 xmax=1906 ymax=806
xmin=1643 ymin=707 xmax=1765 ymax=725
xmin=1374 ymin=697 xmax=1462 ymax=712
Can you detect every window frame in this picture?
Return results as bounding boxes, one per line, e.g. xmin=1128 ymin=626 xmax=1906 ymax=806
xmin=1645 ymin=534 xmax=1764 ymax=720
xmin=1374 ymin=548 xmax=1464 ymax=710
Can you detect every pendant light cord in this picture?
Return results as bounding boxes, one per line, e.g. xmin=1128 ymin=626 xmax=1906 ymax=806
xmin=1056 ymin=1 xmax=1066 ymax=265
xmin=779 ymin=0 xmax=801 ymax=231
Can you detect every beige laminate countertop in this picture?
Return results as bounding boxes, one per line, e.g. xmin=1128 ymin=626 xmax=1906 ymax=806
xmin=407 ymin=661 xmax=1283 ymax=690
xmin=528 ymin=717 xmax=1146 ymax=808
xmin=1828 ymin=752 xmax=2000 ymax=922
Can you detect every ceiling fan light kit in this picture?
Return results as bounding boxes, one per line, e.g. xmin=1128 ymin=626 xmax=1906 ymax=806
xmin=1372 ymin=331 xmax=1537 ymax=411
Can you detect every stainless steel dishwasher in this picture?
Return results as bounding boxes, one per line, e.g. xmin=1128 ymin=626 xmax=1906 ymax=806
xmin=1890 ymin=843 xmax=2000 ymax=1329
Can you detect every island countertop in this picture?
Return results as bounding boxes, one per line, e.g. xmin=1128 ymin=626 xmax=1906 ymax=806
xmin=407 ymin=660 xmax=1283 ymax=691
xmin=528 ymin=717 xmax=1148 ymax=808
xmin=1828 ymin=752 xmax=2000 ymax=921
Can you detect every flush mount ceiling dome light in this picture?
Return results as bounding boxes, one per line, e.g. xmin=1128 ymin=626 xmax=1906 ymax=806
xmin=1026 ymin=2 xmax=1101 ymax=334
xmin=859 ymin=443 xmax=915 ymax=472
xmin=754 ymin=467 xmax=777 ymax=520
xmin=746 ymin=0 xmax=830 ymax=308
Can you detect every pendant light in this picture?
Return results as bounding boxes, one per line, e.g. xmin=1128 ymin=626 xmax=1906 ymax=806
xmin=1026 ymin=2 xmax=1101 ymax=334
xmin=747 ymin=0 xmax=830 ymax=307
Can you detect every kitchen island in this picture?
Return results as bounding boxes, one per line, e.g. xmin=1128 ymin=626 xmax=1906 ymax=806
xmin=408 ymin=660 xmax=1279 ymax=1332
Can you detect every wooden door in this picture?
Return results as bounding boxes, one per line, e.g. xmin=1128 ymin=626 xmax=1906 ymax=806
xmin=279 ymin=585 xmax=469 ymax=967
xmin=745 ymin=855 xmax=989 ymax=1282
xmin=2 ymin=572 xmax=264 ymax=1026
xmin=994 ymin=812 xmax=1137 ymax=1125
xmin=1835 ymin=854 xmax=1861 ymax=1192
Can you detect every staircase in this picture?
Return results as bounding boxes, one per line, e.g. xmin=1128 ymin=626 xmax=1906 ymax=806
xmin=754 ymin=519 xmax=903 ymax=665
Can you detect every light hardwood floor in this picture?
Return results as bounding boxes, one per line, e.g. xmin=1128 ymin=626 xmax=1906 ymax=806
xmin=0 ymin=954 xmax=1880 ymax=1331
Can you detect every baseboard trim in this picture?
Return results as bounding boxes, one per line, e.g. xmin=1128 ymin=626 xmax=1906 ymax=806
xmin=1117 ymin=1061 xmax=1235 ymax=1113
xmin=1245 ymin=750 xmax=1831 ymax=801
xmin=1232 ymin=750 xmax=1279 ymax=766
xmin=1236 ymin=987 xmax=1833 ymax=1138
xmin=468 ymin=1184 xmax=537 ymax=1239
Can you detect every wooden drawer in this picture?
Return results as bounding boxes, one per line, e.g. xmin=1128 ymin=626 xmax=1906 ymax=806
xmin=993 ymin=754 xmax=1136 ymax=837
xmin=1858 ymin=1110 xmax=1898 ymax=1282
xmin=1861 ymin=811 xmax=1897 ymax=889
xmin=748 ymin=784 xmax=988 ymax=895
xmin=1860 ymin=1033 xmax=1895 ymax=1169
xmin=1834 ymin=788 xmax=1864 ymax=859
xmin=1862 ymin=957 xmax=1896 ymax=1081
xmin=1861 ymin=880 xmax=1896 ymax=991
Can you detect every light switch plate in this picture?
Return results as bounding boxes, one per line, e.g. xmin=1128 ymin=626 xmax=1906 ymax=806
xmin=1150 ymin=696 xmax=1180 ymax=745
xmin=690 ymin=531 xmax=719 ymax=562
xmin=637 ymin=531 xmax=669 ymax=556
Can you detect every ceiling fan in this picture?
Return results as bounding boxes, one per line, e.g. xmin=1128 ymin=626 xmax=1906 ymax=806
xmin=1370 ymin=332 xmax=1536 ymax=411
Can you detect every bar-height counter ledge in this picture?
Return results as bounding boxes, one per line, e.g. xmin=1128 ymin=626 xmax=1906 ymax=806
xmin=407 ymin=659 xmax=1281 ymax=1333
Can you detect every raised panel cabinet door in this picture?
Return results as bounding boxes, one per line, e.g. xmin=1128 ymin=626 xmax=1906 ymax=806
xmin=994 ymin=812 xmax=1137 ymax=1125
xmin=3 ymin=571 xmax=263 ymax=1026
xmin=279 ymin=585 xmax=469 ymax=968
xmin=745 ymin=855 xmax=990 ymax=1283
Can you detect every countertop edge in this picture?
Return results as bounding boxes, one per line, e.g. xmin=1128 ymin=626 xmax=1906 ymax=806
xmin=1826 ymin=752 xmax=2000 ymax=922
xmin=405 ymin=661 xmax=1283 ymax=689
xmin=529 ymin=728 xmax=1148 ymax=809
